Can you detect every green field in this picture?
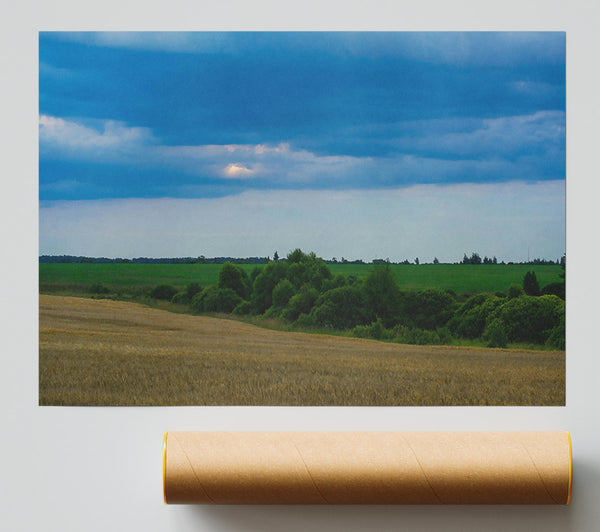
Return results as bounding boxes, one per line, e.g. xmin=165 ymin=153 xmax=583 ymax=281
xmin=39 ymin=262 xmax=563 ymax=295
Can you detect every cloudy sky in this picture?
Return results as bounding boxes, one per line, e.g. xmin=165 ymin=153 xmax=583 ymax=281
xmin=39 ymin=32 xmax=565 ymax=262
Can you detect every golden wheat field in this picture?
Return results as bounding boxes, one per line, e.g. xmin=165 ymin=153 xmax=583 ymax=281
xmin=39 ymin=295 xmax=565 ymax=406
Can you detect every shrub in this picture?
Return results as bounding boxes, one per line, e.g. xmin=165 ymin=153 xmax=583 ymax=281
xmin=362 ymin=263 xmax=402 ymax=327
xmin=232 ymin=301 xmax=252 ymax=315
xmin=541 ymin=282 xmax=565 ymax=300
xmin=89 ymin=282 xmax=109 ymax=294
xmin=219 ymin=263 xmax=250 ymax=299
xmin=171 ymin=291 xmax=190 ymax=305
xmin=251 ymin=261 xmax=288 ymax=314
xmin=286 ymin=262 xmax=307 ymax=288
xmin=436 ymin=326 xmax=453 ymax=344
xmin=310 ymin=285 xmax=367 ymax=329
xmin=352 ymin=318 xmax=393 ymax=340
xmin=282 ymin=285 xmax=319 ymax=322
xmin=487 ymin=295 xmax=564 ymax=344
xmin=264 ymin=305 xmax=284 ymax=318
xmin=507 ymin=284 xmax=524 ymax=299
xmin=306 ymin=260 xmax=333 ymax=291
xmin=171 ymin=283 xmax=203 ymax=305
xmin=545 ymin=314 xmax=565 ymax=350
xmin=272 ymin=279 xmax=295 ymax=307
xmin=402 ymin=289 xmax=457 ymax=330
xmin=523 ymin=270 xmax=541 ymax=296
xmin=282 ymin=249 xmax=333 ymax=291
xmin=483 ymin=318 xmax=509 ymax=348
xmin=449 ymin=295 xmax=504 ymax=339
xmin=322 ymin=273 xmax=347 ymax=292
xmin=294 ymin=313 xmax=316 ymax=329
xmin=185 ymin=282 xmax=203 ymax=300
xmin=391 ymin=325 xmax=442 ymax=345
xmin=191 ymin=286 xmax=242 ymax=313
xmin=151 ymin=284 xmax=178 ymax=301
xmin=249 ymin=267 xmax=262 ymax=283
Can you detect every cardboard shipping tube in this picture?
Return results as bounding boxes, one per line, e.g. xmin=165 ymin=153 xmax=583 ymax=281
xmin=163 ymin=431 xmax=572 ymax=505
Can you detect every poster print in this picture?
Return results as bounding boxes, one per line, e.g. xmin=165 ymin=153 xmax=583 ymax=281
xmin=39 ymin=32 xmax=565 ymax=406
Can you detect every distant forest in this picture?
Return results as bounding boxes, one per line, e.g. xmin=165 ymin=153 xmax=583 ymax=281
xmin=39 ymin=252 xmax=565 ymax=266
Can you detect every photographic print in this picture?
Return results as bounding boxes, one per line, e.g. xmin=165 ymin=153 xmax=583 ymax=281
xmin=38 ymin=32 xmax=566 ymax=406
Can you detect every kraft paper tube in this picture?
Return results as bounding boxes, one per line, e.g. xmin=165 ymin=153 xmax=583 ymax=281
xmin=163 ymin=431 xmax=572 ymax=505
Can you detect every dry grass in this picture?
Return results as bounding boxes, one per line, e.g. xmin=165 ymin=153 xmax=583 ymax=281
xmin=39 ymin=295 xmax=565 ymax=406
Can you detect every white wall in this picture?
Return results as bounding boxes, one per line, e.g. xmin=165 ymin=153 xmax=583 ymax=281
xmin=2 ymin=1 xmax=599 ymax=530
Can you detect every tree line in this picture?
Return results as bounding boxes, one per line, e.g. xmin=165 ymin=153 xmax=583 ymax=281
xmin=40 ymin=252 xmax=565 ymax=266
xmin=146 ymin=249 xmax=565 ymax=350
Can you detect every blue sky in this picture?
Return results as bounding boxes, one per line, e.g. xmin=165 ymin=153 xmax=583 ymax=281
xmin=39 ymin=32 xmax=565 ymax=261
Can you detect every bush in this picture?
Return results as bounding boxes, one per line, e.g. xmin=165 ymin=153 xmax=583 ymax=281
xmin=191 ymin=286 xmax=242 ymax=313
xmin=507 ymin=284 xmax=524 ymax=299
xmin=523 ymin=270 xmax=541 ymax=296
xmin=151 ymin=284 xmax=178 ymax=301
xmin=89 ymin=282 xmax=109 ymax=294
xmin=545 ymin=314 xmax=565 ymax=350
xmin=171 ymin=291 xmax=190 ymax=305
xmin=486 ymin=295 xmax=564 ymax=344
xmin=352 ymin=318 xmax=393 ymax=340
xmin=219 ymin=263 xmax=250 ymax=299
xmin=251 ymin=261 xmax=288 ymax=314
xmin=391 ymin=325 xmax=442 ymax=345
xmin=436 ymin=326 xmax=453 ymax=344
xmin=232 ymin=301 xmax=252 ymax=315
xmin=282 ymin=285 xmax=319 ymax=322
xmin=310 ymin=285 xmax=367 ymax=329
xmin=272 ymin=279 xmax=295 ymax=307
xmin=322 ymin=273 xmax=347 ymax=292
xmin=294 ymin=313 xmax=316 ymax=329
xmin=185 ymin=282 xmax=203 ymax=300
xmin=448 ymin=294 xmax=504 ymax=339
xmin=263 ymin=306 xmax=283 ymax=318
xmin=362 ymin=263 xmax=402 ymax=327
xmin=282 ymin=249 xmax=333 ymax=291
xmin=483 ymin=318 xmax=508 ymax=348
xmin=541 ymin=282 xmax=565 ymax=300
xmin=402 ymin=289 xmax=457 ymax=330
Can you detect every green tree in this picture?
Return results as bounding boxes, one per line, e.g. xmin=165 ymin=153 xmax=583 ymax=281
xmin=362 ymin=263 xmax=402 ymax=327
xmin=310 ymin=285 xmax=367 ymax=329
xmin=541 ymin=282 xmax=565 ymax=300
xmin=523 ymin=270 xmax=541 ymax=296
xmin=218 ymin=262 xmax=250 ymax=299
xmin=483 ymin=318 xmax=509 ymax=348
xmin=150 ymin=284 xmax=178 ymax=300
xmin=486 ymin=295 xmax=564 ymax=344
xmin=272 ymin=279 xmax=295 ymax=307
xmin=171 ymin=282 xmax=203 ymax=305
xmin=251 ymin=261 xmax=288 ymax=313
xmin=191 ymin=286 xmax=242 ymax=313
xmin=447 ymin=294 xmax=503 ymax=339
xmin=185 ymin=282 xmax=203 ymax=299
xmin=403 ymin=289 xmax=457 ymax=330
xmin=282 ymin=285 xmax=319 ymax=322
xmin=287 ymin=248 xmax=307 ymax=264
xmin=507 ymin=283 xmax=524 ymax=299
